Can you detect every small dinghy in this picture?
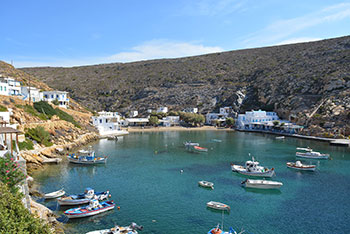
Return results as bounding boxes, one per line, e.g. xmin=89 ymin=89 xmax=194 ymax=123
xmin=58 ymin=188 xmax=110 ymax=206
xmin=86 ymin=222 xmax=143 ymax=234
xmin=241 ymin=179 xmax=283 ymax=189
xmin=44 ymin=189 xmax=65 ymax=199
xmin=193 ymin=146 xmax=208 ymax=152
xmin=207 ymin=201 xmax=230 ymax=211
xmin=231 ymin=156 xmax=275 ymax=178
xmin=199 ymin=181 xmax=214 ymax=189
xmin=208 ymin=224 xmax=242 ymax=234
xmin=184 ymin=141 xmax=208 ymax=152
xmin=275 ymin=136 xmax=285 ymax=139
xmin=296 ymin=147 xmax=330 ymax=159
xmin=287 ymin=161 xmax=316 ymax=171
xmin=64 ymin=200 xmax=115 ymax=219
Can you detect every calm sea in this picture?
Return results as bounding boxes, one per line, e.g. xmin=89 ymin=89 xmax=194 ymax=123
xmin=33 ymin=131 xmax=350 ymax=234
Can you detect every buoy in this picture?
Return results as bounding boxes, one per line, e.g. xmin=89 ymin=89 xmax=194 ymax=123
xmin=117 ymin=206 xmax=120 ymax=210
xmin=180 ymin=169 xmax=184 ymax=173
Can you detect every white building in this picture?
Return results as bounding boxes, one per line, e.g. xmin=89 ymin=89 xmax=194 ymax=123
xmin=0 ymin=77 xmax=21 ymax=96
xmin=157 ymin=107 xmax=168 ymax=113
xmin=21 ymin=86 xmax=43 ymax=102
xmin=122 ymin=118 xmax=149 ymax=127
xmin=42 ymin=91 xmax=69 ymax=108
xmin=205 ymin=107 xmax=231 ymax=125
xmin=91 ymin=111 xmax=128 ymax=136
xmin=130 ymin=110 xmax=138 ymax=117
xmin=236 ymin=110 xmax=279 ymax=129
xmin=183 ymin=107 xmax=198 ymax=113
xmin=160 ymin=116 xmax=180 ymax=127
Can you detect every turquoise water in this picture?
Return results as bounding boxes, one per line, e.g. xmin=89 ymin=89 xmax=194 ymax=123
xmin=33 ymin=131 xmax=350 ymax=234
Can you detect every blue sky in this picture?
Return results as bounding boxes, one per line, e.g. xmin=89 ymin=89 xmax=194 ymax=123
xmin=1 ymin=0 xmax=350 ymax=67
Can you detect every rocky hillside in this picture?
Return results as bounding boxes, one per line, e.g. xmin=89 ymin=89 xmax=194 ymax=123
xmin=21 ymin=36 xmax=350 ymax=137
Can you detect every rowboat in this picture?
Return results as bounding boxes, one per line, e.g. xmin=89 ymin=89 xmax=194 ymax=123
xmin=296 ymin=147 xmax=330 ymax=159
xmin=241 ymin=179 xmax=283 ymax=189
xmin=231 ymin=157 xmax=275 ymax=178
xmin=184 ymin=141 xmax=208 ymax=152
xmin=193 ymin=146 xmax=208 ymax=152
xmin=207 ymin=201 xmax=230 ymax=211
xmin=86 ymin=222 xmax=143 ymax=234
xmin=64 ymin=200 xmax=115 ymax=219
xmin=198 ymin=181 xmax=214 ymax=189
xmin=44 ymin=189 xmax=65 ymax=199
xmin=287 ymin=161 xmax=316 ymax=171
xmin=67 ymin=150 xmax=107 ymax=164
xmin=58 ymin=188 xmax=110 ymax=206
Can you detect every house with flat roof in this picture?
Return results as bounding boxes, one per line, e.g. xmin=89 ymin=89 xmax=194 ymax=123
xmin=0 ymin=77 xmax=21 ymax=96
xmin=236 ymin=110 xmax=279 ymax=129
xmin=42 ymin=91 xmax=69 ymax=108
xmin=21 ymin=86 xmax=43 ymax=102
xmin=157 ymin=107 xmax=168 ymax=113
xmin=205 ymin=107 xmax=232 ymax=125
xmin=91 ymin=111 xmax=128 ymax=136
xmin=183 ymin=107 xmax=198 ymax=113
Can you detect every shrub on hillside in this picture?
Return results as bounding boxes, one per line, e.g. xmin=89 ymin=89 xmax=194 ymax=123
xmin=0 ymin=155 xmax=25 ymax=193
xmin=33 ymin=101 xmax=56 ymax=118
xmin=55 ymin=108 xmax=80 ymax=128
xmin=0 ymin=183 xmax=52 ymax=234
xmin=25 ymin=126 xmax=52 ymax=147
xmin=17 ymin=139 xmax=34 ymax=151
xmin=0 ymin=105 xmax=8 ymax=112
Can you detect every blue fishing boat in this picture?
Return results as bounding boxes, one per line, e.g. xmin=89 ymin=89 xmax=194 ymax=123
xmin=64 ymin=200 xmax=115 ymax=219
xmin=208 ymin=224 xmax=239 ymax=234
xmin=68 ymin=150 xmax=107 ymax=164
xmin=58 ymin=188 xmax=110 ymax=205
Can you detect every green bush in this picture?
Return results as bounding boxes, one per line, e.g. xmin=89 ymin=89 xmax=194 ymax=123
xmin=0 ymin=156 xmax=25 ymax=193
xmin=33 ymin=101 xmax=56 ymax=118
xmin=55 ymin=108 xmax=80 ymax=128
xmin=17 ymin=139 xmax=34 ymax=151
xmin=25 ymin=126 xmax=52 ymax=147
xmin=20 ymin=104 xmax=48 ymax=120
xmin=0 ymin=183 xmax=52 ymax=234
xmin=225 ymin=117 xmax=235 ymax=127
xmin=52 ymin=99 xmax=59 ymax=105
xmin=0 ymin=105 xmax=8 ymax=112
xmin=179 ymin=112 xmax=205 ymax=126
xmin=149 ymin=116 xmax=159 ymax=126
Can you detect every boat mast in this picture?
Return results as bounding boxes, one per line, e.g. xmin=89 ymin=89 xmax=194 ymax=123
xmin=222 ymin=210 xmax=224 ymax=230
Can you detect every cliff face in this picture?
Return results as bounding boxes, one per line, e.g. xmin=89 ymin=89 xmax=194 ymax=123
xmin=21 ymin=36 xmax=350 ymax=137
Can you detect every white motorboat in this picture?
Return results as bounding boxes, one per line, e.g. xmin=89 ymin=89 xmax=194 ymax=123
xmin=241 ymin=179 xmax=283 ymax=189
xmin=286 ymin=161 xmax=316 ymax=171
xmin=206 ymin=201 xmax=230 ymax=211
xmin=184 ymin=141 xmax=199 ymax=147
xmin=199 ymin=181 xmax=214 ymax=189
xmin=44 ymin=189 xmax=65 ymax=199
xmin=275 ymin=136 xmax=285 ymax=139
xmin=58 ymin=188 xmax=110 ymax=205
xmin=86 ymin=223 xmax=143 ymax=234
xmin=231 ymin=157 xmax=275 ymax=177
xmin=296 ymin=147 xmax=330 ymax=159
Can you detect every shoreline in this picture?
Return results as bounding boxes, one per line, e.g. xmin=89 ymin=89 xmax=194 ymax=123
xmin=125 ymin=126 xmax=233 ymax=132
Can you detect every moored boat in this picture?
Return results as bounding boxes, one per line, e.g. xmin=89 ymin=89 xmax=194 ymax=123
xmin=67 ymin=150 xmax=107 ymax=164
xmin=44 ymin=189 xmax=65 ymax=199
xmin=184 ymin=141 xmax=208 ymax=152
xmin=208 ymin=224 xmax=240 ymax=234
xmin=286 ymin=161 xmax=316 ymax=171
xmin=241 ymin=179 xmax=283 ymax=189
xmin=231 ymin=157 xmax=275 ymax=177
xmin=64 ymin=199 xmax=115 ymax=219
xmin=275 ymin=136 xmax=285 ymax=139
xmin=193 ymin=145 xmax=208 ymax=152
xmin=86 ymin=222 xmax=143 ymax=234
xmin=58 ymin=188 xmax=110 ymax=206
xmin=296 ymin=147 xmax=330 ymax=159
xmin=207 ymin=201 xmax=230 ymax=211
xmin=198 ymin=181 xmax=214 ymax=189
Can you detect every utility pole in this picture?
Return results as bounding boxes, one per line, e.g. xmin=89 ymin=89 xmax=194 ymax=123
xmin=28 ymin=75 xmax=31 ymax=105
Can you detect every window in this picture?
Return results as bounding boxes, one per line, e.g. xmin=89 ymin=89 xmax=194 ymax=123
xmin=99 ymin=119 xmax=102 ymax=124
xmin=0 ymin=86 xmax=2 ymax=91
xmin=51 ymin=95 xmax=54 ymax=98
xmin=44 ymin=94 xmax=48 ymax=98
xmin=4 ymin=87 xmax=6 ymax=91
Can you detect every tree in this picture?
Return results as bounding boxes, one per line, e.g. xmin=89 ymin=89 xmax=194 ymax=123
xmin=149 ymin=116 xmax=159 ymax=126
xmin=52 ymin=99 xmax=59 ymax=105
xmin=273 ymin=120 xmax=280 ymax=126
xmin=225 ymin=117 xmax=235 ymax=127
xmin=25 ymin=126 xmax=52 ymax=147
xmin=0 ymin=156 xmax=25 ymax=193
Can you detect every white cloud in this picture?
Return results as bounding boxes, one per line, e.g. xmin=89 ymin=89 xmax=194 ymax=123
xmin=12 ymin=40 xmax=224 ymax=68
xmin=275 ymin=37 xmax=322 ymax=46
xmin=243 ymin=3 xmax=350 ymax=48
xmin=106 ymin=40 xmax=224 ymax=63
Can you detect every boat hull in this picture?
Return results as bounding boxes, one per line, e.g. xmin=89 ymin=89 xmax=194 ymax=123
xmin=58 ymin=198 xmax=91 ymax=205
xmin=198 ymin=181 xmax=214 ymax=189
xmin=44 ymin=190 xmax=65 ymax=199
xmin=295 ymin=153 xmax=329 ymax=160
xmin=64 ymin=201 xmax=115 ymax=219
xmin=206 ymin=201 xmax=230 ymax=211
xmin=231 ymin=165 xmax=275 ymax=177
xmin=243 ymin=179 xmax=282 ymax=189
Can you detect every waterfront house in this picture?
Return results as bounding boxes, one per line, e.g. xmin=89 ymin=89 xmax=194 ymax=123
xmin=157 ymin=106 xmax=168 ymax=113
xmin=183 ymin=107 xmax=198 ymax=113
xmin=42 ymin=91 xmax=69 ymax=108
xmin=236 ymin=110 xmax=279 ymax=129
xmin=21 ymin=86 xmax=43 ymax=102
xmin=205 ymin=107 xmax=232 ymax=125
xmin=122 ymin=118 xmax=149 ymax=127
xmin=92 ymin=111 xmax=128 ymax=136
xmin=160 ymin=116 xmax=180 ymax=127
xmin=129 ymin=110 xmax=138 ymax=117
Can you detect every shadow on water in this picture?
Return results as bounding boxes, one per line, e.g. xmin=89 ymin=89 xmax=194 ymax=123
xmin=206 ymin=207 xmax=231 ymax=215
xmin=243 ymin=187 xmax=282 ymax=195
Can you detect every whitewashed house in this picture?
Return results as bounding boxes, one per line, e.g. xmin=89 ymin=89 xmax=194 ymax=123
xmin=0 ymin=79 xmax=9 ymax=96
xmin=21 ymin=86 xmax=43 ymax=102
xmin=130 ymin=110 xmax=138 ymax=117
xmin=160 ymin=116 xmax=180 ymax=127
xmin=42 ymin=91 xmax=69 ymax=108
xmin=157 ymin=107 xmax=168 ymax=113
xmin=236 ymin=110 xmax=279 ymax=129
xmin=122 ymin=118 xmax=149 ymax=127
xmin=0 ymin=77 xmax=21 ymax=96
xmin=183 ymin=107 xmax=198 ymax=113
xmin=91 ymin=111 xmax=128 ymax=136
xmin=205 ymin=107 xmax=231 ymax=125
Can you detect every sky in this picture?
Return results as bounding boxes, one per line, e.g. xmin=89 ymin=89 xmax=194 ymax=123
xmin=1 ymin=0 xmax=350 ymax=68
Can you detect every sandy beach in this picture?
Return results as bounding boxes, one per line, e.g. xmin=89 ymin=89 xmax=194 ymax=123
xmin=124 ymin=126 xmax=233 ymax=132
